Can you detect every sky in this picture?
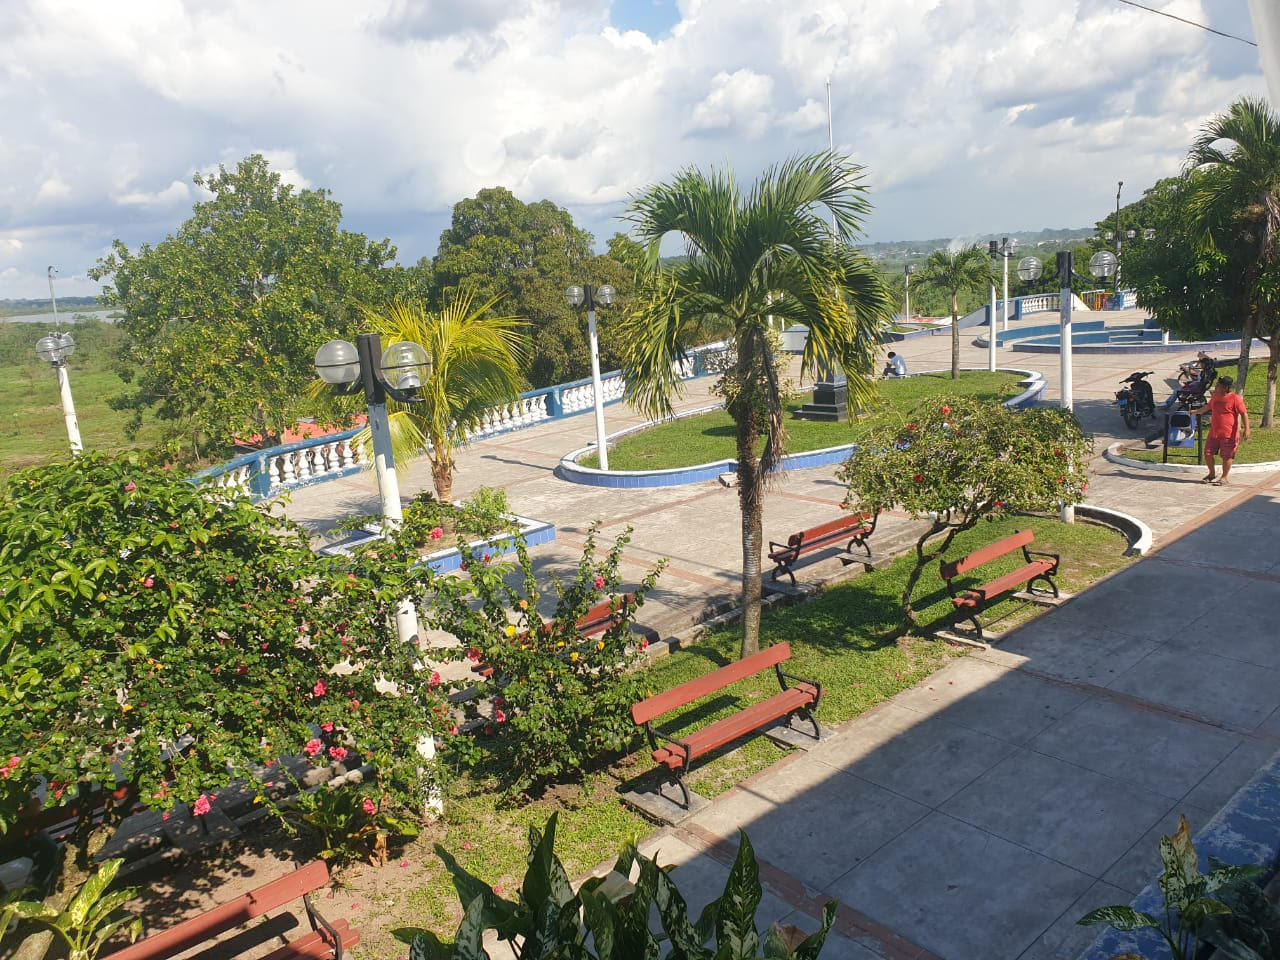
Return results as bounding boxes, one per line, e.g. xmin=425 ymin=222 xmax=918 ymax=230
xmin=0 ymin=0 xmax=1267 ymax=299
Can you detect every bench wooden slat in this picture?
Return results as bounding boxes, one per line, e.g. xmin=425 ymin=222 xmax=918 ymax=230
xmin=106 ymin=861 xmax=332 ymax=960
xmin=940 ymin=529 xmax=1035 ymax=581
xmin=259 ymin=920 xmax=360 ymax=960
xmin=957 ymin=561 xmax=1055 ymax=605
xmin=631 ymin=643 xmax=793 ymax=725
xmin=651 ymin=686 xmax=818 ymax=769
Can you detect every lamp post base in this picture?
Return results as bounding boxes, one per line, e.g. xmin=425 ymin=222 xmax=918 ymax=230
xmin=793 ymin=380 xmax=849 ymax=422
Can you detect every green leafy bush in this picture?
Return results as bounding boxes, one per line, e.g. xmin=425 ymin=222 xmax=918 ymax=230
xmin=277 ymin=779 xmax=420 ymax=865
xmin=414 ymin=812 xmax=837 ymax=960
xmin=341 ymin=486 xmax=516 ymax=546
xmin=426 ymin=524 xmax=665 ymax=796
xmin=8 ymin=858 xmax=140 ymax=960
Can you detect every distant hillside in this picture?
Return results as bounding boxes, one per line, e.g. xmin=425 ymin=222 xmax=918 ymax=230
xmin=858 ymin=227 xmax=1096 ymax=263
xmin=0 ymin=296 xmax=102 ymax=316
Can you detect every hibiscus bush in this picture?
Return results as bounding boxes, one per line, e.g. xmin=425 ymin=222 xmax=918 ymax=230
xmin=424 ymin=524 xmax=665 ymax=797
xmin=837 ymin=397 xmax=1091 ymax=632
xmin=0 ymin=454 xmax=449 ymax=883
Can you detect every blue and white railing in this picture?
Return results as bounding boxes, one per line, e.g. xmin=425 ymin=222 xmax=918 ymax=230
xmin=197 ymin=341 xmax=728 ymax=500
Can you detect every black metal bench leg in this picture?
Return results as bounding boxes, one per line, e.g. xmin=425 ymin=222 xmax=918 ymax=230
xmin=671 ymin=770 xmax=690 ymax=809
xmin=797 ymin=708 xmax=820 ymax=740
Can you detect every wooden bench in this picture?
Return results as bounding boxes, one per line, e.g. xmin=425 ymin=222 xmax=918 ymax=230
xmin=474 ymin=594 xmax=636 ymax=679
xmin=768 ymin=512 xmax=877 ymax=586
xmin=940 ymin=529 xmax=1060 ymax=638
xmin=104 ymin=860 xmax=357 ymax=960
xmin=630 ymin=643 xmax=821 ymax=808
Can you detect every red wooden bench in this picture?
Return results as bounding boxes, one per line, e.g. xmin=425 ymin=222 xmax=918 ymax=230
xmin=474 ymin=593 xmax=636 ymax=679
xmin=103 ymin=860 xmax=357 ymax=960
xmin=768 ymin=512 xmax=877 ymax=586
xmin=940 ymin=529 xmax=1059 ymax=637
xmin=630 ymin=643 xmax=821 ymax=808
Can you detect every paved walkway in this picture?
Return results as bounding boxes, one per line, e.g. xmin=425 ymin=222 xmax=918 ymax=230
xmin=283 ymin=311 xmax=1280 ymax=960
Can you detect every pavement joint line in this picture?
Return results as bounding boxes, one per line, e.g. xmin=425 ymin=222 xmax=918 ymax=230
xmin=670 ymin=819 xmax=940 ymax=960
xmin=974 ymin=651 xmax=1280 ymax=747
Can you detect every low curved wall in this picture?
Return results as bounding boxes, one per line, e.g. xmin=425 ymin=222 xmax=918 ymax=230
xmin=558 ymin=368 xmax=1047 ymax=488
xmin=1103 ymin=441 xmax=1280 ymax=475
xmin=1012 ymin=335 xmax=1265 ymax=356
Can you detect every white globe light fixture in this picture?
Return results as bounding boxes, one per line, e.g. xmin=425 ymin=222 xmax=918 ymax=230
xmin=1017 ymin=257 xmax=1043 ymax=282
xmin=314 ymin=339 xmax=360 ymax=385
xmin=1143 ymin=228 xmax=1156 ymax=241
xmin=381 ymin=340 xmax=431 ymax=392
xmin=1089 ymin=251 xmax=1118 ymax=279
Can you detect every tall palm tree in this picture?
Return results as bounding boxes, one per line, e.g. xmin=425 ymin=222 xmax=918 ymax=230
xmin=356 ymin=294 xmax=528 ymax=502
xmin=1186 ymin=96 xmax=1280 ymax=424
xmin=619 ymin=152 xmax=894 ymax=658
xmin=915 ymin=246 xmax=992 ymax=379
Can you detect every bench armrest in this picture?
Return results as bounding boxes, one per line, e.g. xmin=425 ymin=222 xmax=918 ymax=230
xmin=1025 ymin=549 xmax=1060 ymax=569
xmin=648 ymin=726 xmax=693 ymax=764
xmin=775 ymin=669 xmax=823 ymax=711
xmin=303 ymin=892 xmax=346 ymax=960
xmin=768 ymin=540 xmax=796 ymax=556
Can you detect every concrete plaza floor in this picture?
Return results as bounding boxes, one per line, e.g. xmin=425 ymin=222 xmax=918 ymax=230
xmin=283 ymin=312 xmax=1280 ymax=960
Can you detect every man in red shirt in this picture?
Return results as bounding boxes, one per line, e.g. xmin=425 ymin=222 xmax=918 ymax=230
xmin=1192 ymin=375 xmax=1250 ymax=485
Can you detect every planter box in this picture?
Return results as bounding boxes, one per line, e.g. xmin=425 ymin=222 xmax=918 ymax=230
xmin=319 ymin=513 xmax=556 ymax=572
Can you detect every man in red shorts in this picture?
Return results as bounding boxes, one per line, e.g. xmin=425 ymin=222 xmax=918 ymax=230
xmin=1192 ymin=375 xmax=1250 ymax=485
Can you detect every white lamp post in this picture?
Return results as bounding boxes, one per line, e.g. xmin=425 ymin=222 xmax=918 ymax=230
xmin=315 ymin=332 xmax=430 ymax=643
xmin=997 ymin=237 xmax=1015 ymax=331
xmin=904 ymin=263 xmax=914 ymax=324
xmin=987 ymin=241 xmax=1000 ymax=372
xmin=566 ymin=283 xmax=616 ymax=471
xmin=36 ymin=331 xmax=83 ymax=455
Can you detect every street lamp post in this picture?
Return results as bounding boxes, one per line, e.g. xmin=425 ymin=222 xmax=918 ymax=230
xmin=1114 ymin=180 xmax=1124 ymax=295
xmin=903 ymin=263 xmax=913 ymax=324
xmin=987 ymin=241 xmax=1000 ymax=372
xmin=566 ymin=283 xmax=616 ymax=471
xmin=36 ymin=331 xmax=83 ymax=455
xmin=315 ymin=332 xmax=430 ymax=643
xmin=999 ymin=237 xmax=1015 ymax=331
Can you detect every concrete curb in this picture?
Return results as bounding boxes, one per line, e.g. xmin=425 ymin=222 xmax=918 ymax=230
xmin=1103 ymin=441 xmax=1280 ymax=475
xmin=1074 ymin=503 xmax=1154 ymax=555
xmin=1013 ymin=336 xmax=1267 ymax=356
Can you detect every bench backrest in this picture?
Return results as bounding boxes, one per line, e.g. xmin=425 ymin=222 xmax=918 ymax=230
xmin=578 ymin=593 xmax=632 ymax=637
xmin=791 ymin=514 xmax=868 ymax=548
xmin=631 ymin=643 xmax=791 ymax=726
xmin=940 ymin=529 xmax=1034 ymax=581
xmin=105 ymin=860 xmax=331 ymax=960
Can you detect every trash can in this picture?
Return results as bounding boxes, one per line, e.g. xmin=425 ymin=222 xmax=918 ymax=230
xmin=1168 ymin=412 xmax=1196 ymax=447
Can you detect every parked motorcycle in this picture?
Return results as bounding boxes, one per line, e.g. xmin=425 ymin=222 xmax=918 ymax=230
xmin=1116 ymin=371 xmax=1157 ymax=429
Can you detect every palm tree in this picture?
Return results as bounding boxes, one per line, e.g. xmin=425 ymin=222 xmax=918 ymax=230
xmin=356 ymin=294 xmax=528 ymax=502
xmin=619 ymin=152 xmax=894 ymax=658
xmin=914 ymin=246 xmax=993 ymax=379
xmin=1186 ymin=96 xmax=1280 ymax=424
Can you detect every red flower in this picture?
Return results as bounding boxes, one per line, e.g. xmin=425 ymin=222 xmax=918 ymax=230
xmin=593 ymin=575 xmax=605 ymax=590
xmin=482 ymin=552 xmax=491 ymax=564
xmin=493 ymin=696 xmax=504 ymax=707
xmin=236 ymin=664 xmax=248 ymax=676
xmin=429 ymin=527 xmax=444 ymax=540
xmin=313 ymin=680 xmax=327 ymax=698
xmin=906 ymin=422 xmax=917 ymax=431
xmin=162 ymin=812 xmax=171 ymax=821
xmin=321 ymin=722 xmax=335 ymax=733
xmin=142 ymin=576 xmax=155 ymax=588
xmin=449 ymin=725 xmax=459 ymax=736
xmin=192 ymin=794 xmax=212 ymax=817
xmin=304 ymin=738 xmax=323 ymax=757
xmin=495 ymin=709 xmax=507 ymax=723
xmin=123 ymin=481 xmax=137 ymax=492
xmin=465 ymin=647 xmax=481 ymax=662
xmin=429 ymin=671 xmax=441 ymax=688
xmin=640 ymin=638 xmax=649 ymax=651
xmin=0 ymin=756 xmax=20 ymax=779
xmin=224 ymin=575 xmax=236 ymax=583
xmin=913 ymin=473 xmax=924 ymax=484
xmin=350 ymin=699 xmax=359 ymax=710
xmin=941 ymin=406 xmax=951 ymax=415
xmin=329 ymin=746 xmax=348 ymax=762
xmin=1082 ymin=482 xmax=1088 ymax=492
xmin=362 ymin=798 xmax=377 ymax=815
xmin=494 ymin=885 xmax=504 ymax=895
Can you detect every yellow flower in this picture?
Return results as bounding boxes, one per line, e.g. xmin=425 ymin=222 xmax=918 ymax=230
xmin=518 ymin=599 xmax=528 ymax=610
xmin=504 ymin=624 xmax=516 ymax=638
xmin=570 ymin=652 xmax=580 ymax=662
xmin=96 ymin=593 xmax=107 ymax=602
xmin=597 ymin=641 xmax=605 ymax=651
xmin=556 ymin=641 xmax=565 ymax=648
xmin=121 ymin=704 xmax=134 ymax=713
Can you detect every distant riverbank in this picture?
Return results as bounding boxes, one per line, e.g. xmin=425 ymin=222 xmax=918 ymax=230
xmin=0 ymin=309 xmax=119 ymax=324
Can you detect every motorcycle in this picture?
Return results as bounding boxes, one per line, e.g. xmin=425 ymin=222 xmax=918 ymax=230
xmin=1116 ymin=371 xmax=1156 ymax=429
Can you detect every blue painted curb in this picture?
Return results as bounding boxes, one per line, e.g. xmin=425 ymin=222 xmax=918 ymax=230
xmin=1078 ymin=747 xmax=1280 ymax=959
xmin=1013 ymin=336 xmax=1266 ymax=356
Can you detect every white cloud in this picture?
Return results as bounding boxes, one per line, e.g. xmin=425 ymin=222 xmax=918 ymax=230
xmin=0 ymin=0 xmax=1265 ymax=296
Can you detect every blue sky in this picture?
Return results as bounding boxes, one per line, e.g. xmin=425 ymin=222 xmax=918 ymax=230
xmin=0 ymin=0 xmax=1268 ymax=299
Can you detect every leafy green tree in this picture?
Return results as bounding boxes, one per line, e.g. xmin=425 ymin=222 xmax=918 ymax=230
xmin=1186 ymin=96 xmax=1280 ymax=417
xmin=618 ymin=152 xmax=894 ymax=658
xmin=89 ymin=155 xmax=403 ymax=460
xmin=0 ymin=455 xmax=449 ymax=913
xmin=837 ymin=397 xmax=1090 ymax=635
xmin=342 ymin=294 xmax=529 ymax=502
xmin=433 ymin=187 xmax=634 ymax=387
xmin=914 ymin=246 xmax=993 ymax=379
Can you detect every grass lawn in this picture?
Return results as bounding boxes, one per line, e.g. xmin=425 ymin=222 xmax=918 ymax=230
xmin=339 ymin=513 xmax=1129 ymax=955
xmin=581 ymin=371 xmax=1023 ymax=470
xmin=0 ymin=321 xmax=162 ymax=474
xmin=1121 ymin=361 xmax=1280 ymax=465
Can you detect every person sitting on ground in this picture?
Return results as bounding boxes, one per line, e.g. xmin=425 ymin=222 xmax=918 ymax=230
xmin=1191 ymin=376 xmax=1250 ymax=486
xmin=882 ymin=351 xmax=907 ymax=378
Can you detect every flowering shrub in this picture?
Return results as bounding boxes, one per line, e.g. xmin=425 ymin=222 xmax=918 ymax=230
xmin=837 ymin=397 xmax=1091 ymax=632
xmin=277 ymin=778 xmax=419 ymax=865
xmin=0 ymin=454 xmax=450 ymax=876
xmin=426 ymin=524 xmax=665 ymax=796
xmin=341 ymin=486 xmax=516 ymax=548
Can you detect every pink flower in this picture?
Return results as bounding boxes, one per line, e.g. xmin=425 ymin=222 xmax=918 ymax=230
xmin=304 ymin=738 xmax=323 ymax=757
xmin=362 ymin=798 xmax=377 ymax=815
xmin=493 ymin=885 xmax=504 ymax=895
xmin=449 ymin=725 xmax=459 ymax=736
xmin=429 ymin=527 xmax=444 ymax=540
xmin=430 ymin=671 xmax=441 ymax=689
xmin=142 ymin=576 xmax=155 ymax=588
xmin=350 ymin=699 xmax=359 ymax=710
xmin=593 ymin=575 xmax=605 ymax=590
xmin=313 ymin=680 xmax=327 ymax=698
xmin=466 ymin=647 xmax=481 ymax=662
xmin=0 ymin=756 xmax=20 ymax=779
xmin=328 ymin=746 xmax=349 ymax=762
xmin=399 ymin=860 xmax=409 ymax=868
xmin=495 ymin=709 xmax=507 ymax=723
xmin=463 ymin=841 xmax=472 ymax=850
xmin=162 ymin=812 xmax=171 ymax=821
xmin=192 ymin=794 xmax=212 ymax=817
xmin=321 ymin=722 xmax=335 ymax=733
xmin=123 ymin=481 xmax=137 ymax=492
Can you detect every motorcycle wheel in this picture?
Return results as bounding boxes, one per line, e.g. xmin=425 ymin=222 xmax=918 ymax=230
xmin=1122 ymin=408 xmax=1138 ymax=429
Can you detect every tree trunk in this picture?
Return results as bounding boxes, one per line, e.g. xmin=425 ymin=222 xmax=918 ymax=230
xmin=735 ymin=343 xmax=764 ymax=660
xmin=1237 ymin=308 xmax=1257 ymax=394
xmin=897 ymin=520 xmax=965 ymax=637
xmin=950 ymin=293 xmax=961 ymax=380
xmin=431 ymin=451 xmax=454 ymax=503
xmin=1264 ymin=331 xmax=1279 ymax=428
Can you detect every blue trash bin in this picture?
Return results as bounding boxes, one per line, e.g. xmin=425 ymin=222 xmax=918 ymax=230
xmin=1168 ymin=412 xmax=1197 ymax=447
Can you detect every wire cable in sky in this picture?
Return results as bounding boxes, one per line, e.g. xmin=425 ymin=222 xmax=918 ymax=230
xmin=1113 ymin=0 xmax=1258 ymax=46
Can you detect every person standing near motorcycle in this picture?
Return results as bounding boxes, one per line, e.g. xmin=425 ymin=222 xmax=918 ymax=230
xmin=1192 ymin=376 xmax=1250 ymax=485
